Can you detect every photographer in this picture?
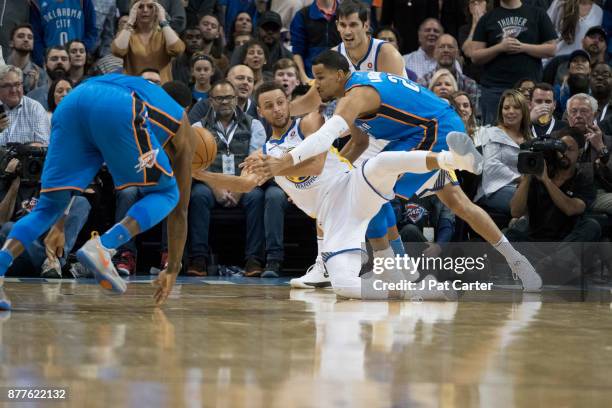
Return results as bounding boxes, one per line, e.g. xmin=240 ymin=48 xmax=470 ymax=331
xmin=0 ymin=143 xmax=91 ymax=278
xmin=509 ymin=127 xmax=600 ymax=243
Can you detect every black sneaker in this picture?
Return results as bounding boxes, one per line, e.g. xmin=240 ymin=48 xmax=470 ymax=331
xmin=261 ymin=260 xmax=282 ymax=278
xmin=244 ymin=258 xmax=264 ymax=277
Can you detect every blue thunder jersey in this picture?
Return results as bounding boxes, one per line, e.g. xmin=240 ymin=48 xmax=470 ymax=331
xmin=35 ymin=0 xmax=87 ymax=48
xmin=345 ymin=71 xmax=465 ymax=152
xmin=84 ymin=74 xmax=184 ymax=147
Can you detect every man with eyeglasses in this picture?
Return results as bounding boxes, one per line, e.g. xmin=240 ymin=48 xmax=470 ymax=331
xmin=0 ymin=65 xmax=50 ymax=146
xmin=189 ymin=64 xmax=260 ymax=123
xmin=189 ymin=80 xmax=272 ymax=277
xmin=418 ymin=33 xmax=479 ymax=107
xmin=6 ymin=24 xmax=46 ymax=94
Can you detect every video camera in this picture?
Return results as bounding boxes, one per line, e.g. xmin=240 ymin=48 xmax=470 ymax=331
xmin=0 ymin=143 xmax=48 ymax=184
xmin=517 ymin=137 xmax=567 ymax=175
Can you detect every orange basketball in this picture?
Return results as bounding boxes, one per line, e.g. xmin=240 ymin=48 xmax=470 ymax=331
xmin=191 ymin=126 xmax=217 ymax=171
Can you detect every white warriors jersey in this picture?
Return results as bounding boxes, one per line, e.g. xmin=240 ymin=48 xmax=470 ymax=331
xmin=262 ymin=118 xmax=353 ymax=218
xmin=334 ymin=37 xmax=408 ymax=165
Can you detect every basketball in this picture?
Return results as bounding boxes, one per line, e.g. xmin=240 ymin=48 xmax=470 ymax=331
xmin=191 ymin=126 xmax=217 ymax=171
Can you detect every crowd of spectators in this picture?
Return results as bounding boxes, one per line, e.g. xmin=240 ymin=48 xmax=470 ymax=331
xmin=0 ymin=0 xmax=612 ymax=281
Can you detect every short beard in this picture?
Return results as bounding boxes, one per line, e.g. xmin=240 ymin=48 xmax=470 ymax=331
xmin=47 ymin=68 xmax=68 ymax=81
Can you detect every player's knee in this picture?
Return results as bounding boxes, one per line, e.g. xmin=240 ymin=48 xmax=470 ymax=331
xmin=37 ymin=190 xmax=73 ymax=214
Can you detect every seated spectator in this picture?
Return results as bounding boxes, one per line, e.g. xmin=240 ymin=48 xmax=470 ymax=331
xmin=398 ymin=195 xmax=455 ymax=260
xmin=273 ymin=58 xmax=301 ymax=100
xmin=452 ymin=91 xmax=485 ymax=146
xmin=565 ymin=93 xmax=612 ymax=215
xmin=67 ymin=40 xmax=90 ymax=84
xmin=27 ymin=46 xmax=71 ymax=111
xmin=515 ymin=78 xmax=536 ymax=101
xmin=290 ymin=0 xmax=341 ymax=82
xmin=172 ymin=26 xmax=206 ymax=86
xmin=474 ymin=90 xmax=533 ymax=217
xmin=231 ymin=11 xmax=293 ymax=73
xmin=403 ymin=18 xmax=446 ymax=80
xmin=140 ymin=67 xmax=162 ymax=85
xmin=543 ymin=25 xmax=609 ymax=85
xmin=590 ymin=62 xmax=612 ymax=127
xmin=374 ymin=25 xmax=418 ymax=81
xmin=46 ymin=78 xmax=73 ymax=119
xmin=191 ymin=53 xmax=215 ymax=102
xmin=428 ymin=68 xmax=458 ymax=99
xmin=547 ymin=0 xmax=603 ymax=57
xmin=0 ymin=0 xmax=29 ymax=56
xmin=234 ymin=33 xmax=253 ymax=49
xmin=198 ymin=14 xmax=230 ymax=75
xmin=189 ymin=64 xmax=259 ymax=123
xmin=508 ymin=128 xmax=600 ymax=281
xmin=0 ymin=65 xmax=50 ymax=146
xmin=553 ymin=49 xmax=591 ymax=118
xmin=29 ymin=0 xmax=97 ymax=66
xmin=111 ymin=0 xmax=185 ymax=83
xmin=189 ymin=80 xmax=272 ymax=276
xmin=530 ymin=82 xmax=568 ymax=138
xmin=220 ymin=0 xmax=259 ymax=40
xmin=239 ymin=39 xmax=271 ymax=88
xmin=463 ymin=0 xmax=557 ymax=125
xmin=231 ymin=11 xmax=254 ymax=39
xmin=419 ymin=33 xmax=479 ymax=107
xmin=6 ymin=24 xmax=46 ymax=94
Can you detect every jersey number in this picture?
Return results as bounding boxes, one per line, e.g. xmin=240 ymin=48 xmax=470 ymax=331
xmin=368 ymin=72 xmax=420 ymax=93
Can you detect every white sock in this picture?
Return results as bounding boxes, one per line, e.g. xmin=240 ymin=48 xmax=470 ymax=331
xmin=316 ymin=236 xmax=324 ymax=262
xmin=493 ymin=235 xmax=521 ymax=263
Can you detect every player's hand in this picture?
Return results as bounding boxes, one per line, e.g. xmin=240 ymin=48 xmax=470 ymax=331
xmin=251 ymin=154 xmax=294 ymax=178
xmin=0 ymin=113 xmax=9 ymax=132
xmin=128 ymin=0 xmax=140 ymax=25
xmin=153 ymin=269 xmax=178 ymax=306
xmin=44 ymin=224 xmax=65 ymax=259
xmin=585 ymin=123 xmax=605 ymax=151
xmin=156 ymin=2 xmax=167 ymax=23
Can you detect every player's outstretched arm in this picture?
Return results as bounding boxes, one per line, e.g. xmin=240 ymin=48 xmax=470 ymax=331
xmin=193 ymin=167 xmax=260 ymax=192
xmin=155 ymin=113 xmax=194 ymax=305
xmin=287 ymin=86 xmax=380 ymax=165
xmin=289 ymin=85 xmax=322 ymax=118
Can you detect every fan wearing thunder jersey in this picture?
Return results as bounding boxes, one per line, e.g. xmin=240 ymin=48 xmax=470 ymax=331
xmin=289 ymin=0 xmax=408 ymax=289
xmin=202 ymin=82 xmax=482 ymax=299
xmin=248 ymin=51 xmax=544 ymax=292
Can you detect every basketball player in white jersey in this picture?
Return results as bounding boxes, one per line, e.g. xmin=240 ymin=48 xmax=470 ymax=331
xmin=289 ymin=0 xmax=410 ymax=289
xmin=196 ymin=82 xmax=481 ymax=299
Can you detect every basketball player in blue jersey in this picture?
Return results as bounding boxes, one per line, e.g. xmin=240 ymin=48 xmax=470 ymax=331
xmin=290 ymin=0 xmax=410 ymax=289
xmin=0 ymin=74 xmax=196 ymax=310
xmin=248 ymin=51 xmax=543 ymax=292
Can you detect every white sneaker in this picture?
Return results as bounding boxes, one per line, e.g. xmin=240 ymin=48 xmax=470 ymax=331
xmin=290 ymin=258 xmax=331 ymax=289
xmin=0 ymin=279 xmax=10 ymax=310
xmin=41 ymin=257 xmax=62 ymax=279
xmin=76 ymin=232 xmax=127 ymax=294
xmin=403 ymin=274 xmax=458 ymax=301
xmin=510 ymin=255 xmax=543 ymax=292
xmin=446 ymin=131 xmax=483 ymax=174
